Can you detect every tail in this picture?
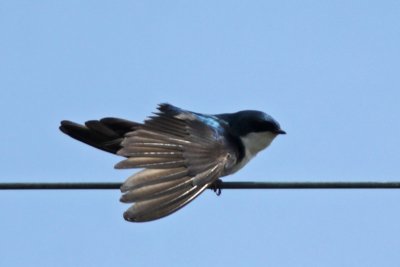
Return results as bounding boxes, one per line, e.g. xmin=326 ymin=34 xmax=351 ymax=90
xmin=59 ymin=118 xmax=140 ymax=154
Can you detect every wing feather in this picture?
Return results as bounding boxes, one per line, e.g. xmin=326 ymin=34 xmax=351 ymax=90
xmin=120 ymin=177 xmax=192 ymax=202
xmin=61 ymin=104 xmax=240 ymax=222
xmin=115 ymin=157 xmax=186 ymax=169
xmin=120 ymin=168 xmax=189 ymax=191
xmin=123 ymin=185 xmax=208 ymax=222
xmin=116 ymin=104 xmax=238 ymax=222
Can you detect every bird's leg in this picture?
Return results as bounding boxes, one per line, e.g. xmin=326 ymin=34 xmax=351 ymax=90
xmin=210 ymin=179 xmax=223 ymax=196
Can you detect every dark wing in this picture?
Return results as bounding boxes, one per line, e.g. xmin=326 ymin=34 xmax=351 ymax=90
xmin=59 ymin=118 xmax=140 ymax=154
xmin=116 ymin=104 xmax=238 ymax=222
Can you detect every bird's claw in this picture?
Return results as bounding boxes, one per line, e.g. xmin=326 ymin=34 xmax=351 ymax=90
xmin=210 ymin=179 xmax=223 ymax=196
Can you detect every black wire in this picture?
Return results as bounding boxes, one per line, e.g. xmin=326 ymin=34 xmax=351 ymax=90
xmin=1 ymin=181 xmax=400 ymax=190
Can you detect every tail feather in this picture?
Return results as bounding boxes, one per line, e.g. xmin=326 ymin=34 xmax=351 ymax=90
xmin=59 ymin=118 xmax=139 ymax=154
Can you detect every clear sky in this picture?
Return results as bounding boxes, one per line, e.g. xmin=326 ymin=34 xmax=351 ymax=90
xmin=1 ymin=1 xmax=400 ymax=266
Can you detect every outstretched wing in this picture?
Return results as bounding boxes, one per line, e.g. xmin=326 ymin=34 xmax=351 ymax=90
xmin=116 ymin=104 xmax=238 ymax=222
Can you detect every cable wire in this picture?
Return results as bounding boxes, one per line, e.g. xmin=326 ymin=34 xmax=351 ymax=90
xmin=1 ymin=181 xmax=400 ymax=190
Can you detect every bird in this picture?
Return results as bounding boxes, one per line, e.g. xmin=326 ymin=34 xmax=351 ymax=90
xmin=59 ymin=103 xmax=285 ymax=222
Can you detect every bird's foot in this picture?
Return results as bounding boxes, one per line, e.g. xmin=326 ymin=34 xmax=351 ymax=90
xmin=210 ymin=179 xmax=223 ymax=196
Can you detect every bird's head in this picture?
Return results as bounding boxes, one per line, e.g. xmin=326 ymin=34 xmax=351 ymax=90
xmin=228 ymin=110 xmax=285 ymax=136
xmin=227 ymin=110 xmax=286 ymax=156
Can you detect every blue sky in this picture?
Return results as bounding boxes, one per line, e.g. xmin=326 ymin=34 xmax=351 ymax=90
xmin=1 ymin=1 xmax=400 ymax=266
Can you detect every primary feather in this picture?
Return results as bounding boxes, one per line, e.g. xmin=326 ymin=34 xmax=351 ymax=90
xmin=60 ymin=104 xmax=239 ymax=222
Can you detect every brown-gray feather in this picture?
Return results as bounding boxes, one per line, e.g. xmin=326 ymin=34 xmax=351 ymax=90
xmin=116 ymin=105 xmax=236 ymax=222
xmin=60 ymin=104 xmax=238 ymax=222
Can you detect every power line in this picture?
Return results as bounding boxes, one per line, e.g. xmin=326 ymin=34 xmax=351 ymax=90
xmin=1 ymin=181 xmax=400 ymax=190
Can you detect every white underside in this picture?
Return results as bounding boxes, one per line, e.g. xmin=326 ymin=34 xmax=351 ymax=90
xmin=228 ymin=131 xmax=277 ymax=174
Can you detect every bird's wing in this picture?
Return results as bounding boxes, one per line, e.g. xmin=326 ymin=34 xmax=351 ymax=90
xmin=116 ymin=104 xmax=238 ymax=222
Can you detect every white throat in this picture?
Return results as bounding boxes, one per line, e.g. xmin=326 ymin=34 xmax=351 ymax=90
xmin=241 ymin=131 xmax=277 ymax=157
xmin=228 ymin=131 xmax=277 ymax=174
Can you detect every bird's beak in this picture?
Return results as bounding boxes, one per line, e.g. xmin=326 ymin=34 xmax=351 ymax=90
xmin=277 ymin=129 xmax=286 ymax=135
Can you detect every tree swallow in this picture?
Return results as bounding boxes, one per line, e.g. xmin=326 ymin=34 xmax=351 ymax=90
xmin=60 ymin=103 xmax=285 ymax=222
